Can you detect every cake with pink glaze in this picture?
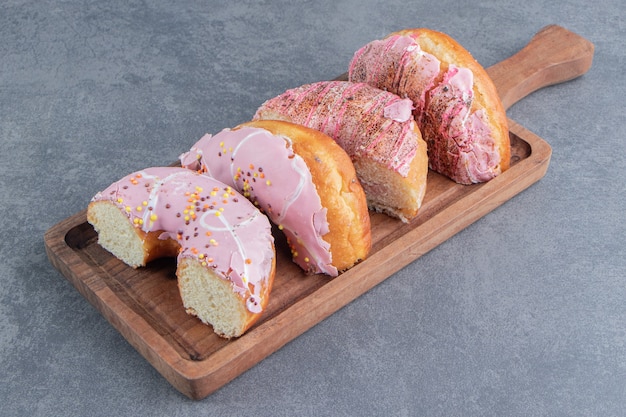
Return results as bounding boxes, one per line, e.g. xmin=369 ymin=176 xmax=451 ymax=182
xmin=87 ymin=167 xmax=276 ymax=338
xmin=181 ymin=120 xmax=371 ymax=275
xmin=349 ymin=28 xmax=510 ymax=184
xmin=253 ymin=81 xmax=429 ymax=223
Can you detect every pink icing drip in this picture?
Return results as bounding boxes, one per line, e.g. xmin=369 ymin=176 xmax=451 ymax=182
xmin=181 ymin=127 xmax=337 ymax=276
xmin=91 ymin=167 xmax=274 ymax=313
xmin=383 ymin=98 xmax=414 ymax=122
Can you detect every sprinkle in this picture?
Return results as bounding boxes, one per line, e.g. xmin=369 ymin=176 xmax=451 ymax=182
xmin=125 ymin=206 xmax=131 ymax=212
xmin=245 ymin=258 xmax=252 ymax=264
xmin=116 ymin=198 xmax=123 ymax=204
xmin=266 ymin=180 xmax=271 ymax=186
xmin=136 ymin=206 xmax=143 ymax=212
xmin=278 ymin=224 xmax=284 ymax=230
xmin=198 ymin=254 xmax=205 ymax=259
xmin=142 ymin=201 xmax=148 ymax=206
xmin=205 ymin=231 xmax=212 ymax=236
xmin=209 ymin=239 xmax=218 ymax=246
xmin=304 ymin=257 xmax=310 ymax=263
xmin=184 ymin=215 xmax=190 ymax=221
xmin=150 ymin=214 xmax=158 ymax=222
xmin=249 ymin=163 xmax=254 ymax=170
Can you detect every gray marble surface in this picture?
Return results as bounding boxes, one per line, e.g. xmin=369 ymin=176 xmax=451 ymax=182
xmin=1 ymin=0 xmax=624 ymax=416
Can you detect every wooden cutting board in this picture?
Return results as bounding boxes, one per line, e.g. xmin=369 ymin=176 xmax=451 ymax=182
xmin=44 ymin=25 xmax=593 ymax=400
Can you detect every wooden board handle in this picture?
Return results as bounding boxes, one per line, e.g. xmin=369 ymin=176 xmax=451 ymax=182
xmin=486 ymin=25 xmax=594 ymax=111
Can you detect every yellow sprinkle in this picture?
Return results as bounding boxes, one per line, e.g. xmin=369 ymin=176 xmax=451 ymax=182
xmin=219 ymin=141 xmax=224 ymax=147
xmin=125 ymin=206 xmax=131 ymax=212
xmin=150 ymin=214 xmax=158 ymax=222
xmin=219 ymin=207 xmax=224 ymax=212
xmin=195 ymin=186 xmax=203 ymax=193
xmin=266 ymin=180 xmax=271 ymax=186
xmin=215 ymin=211 xmax=221 ymax=217
xmin=136 ymin=206 xmax=142 ymax=212
xmin=184 ymin=215 xmax=190 ymax=221
xmin=304 ymin=257 xmax=310 ymax=263
xmin=278 ymin=224 xmax=284 ymax=230
xmin=142 ymin=201 xmax=148 ymax=206
xmin=133 ymin=218 xmax=140 ymax=224
xmin=116 ymin=198 xmax=123 ymax=204
xmin=198 ymin=254 xmax=205 ymax=259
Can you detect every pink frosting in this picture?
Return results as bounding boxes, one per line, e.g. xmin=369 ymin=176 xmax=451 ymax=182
xmin=253 ymin=80 xmax=420 ymax=178
xmin=180 ymin=127 xmax=337 ymax=276
xmin=425 ymin=66 xmax=499 ymax=183
xmin=349 ymin=35 xmax=440 ymax=123
xmin=349 ymin=34 xmax=501 ymax=184
xmin=91 ymin=167 xmax=275 ymax=313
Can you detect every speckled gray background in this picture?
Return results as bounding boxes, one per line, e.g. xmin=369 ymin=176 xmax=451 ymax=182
xmin=1 ymin=1 xmax=624 ymax=416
